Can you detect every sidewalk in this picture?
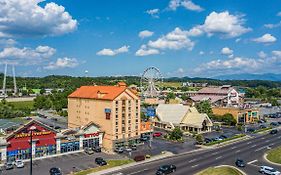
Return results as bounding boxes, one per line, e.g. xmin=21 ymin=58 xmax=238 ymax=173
xmin=91 ymin=151 xmax=174 ymax=175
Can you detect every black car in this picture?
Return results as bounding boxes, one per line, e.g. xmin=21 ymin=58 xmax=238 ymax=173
xmin=278 ymin=121 xmax=281 ymax=125
xmin=49 ymin=167 xmax=62 ymax=175
xmin=270 ymin=129 xmax=278 ymax=134
xmin=95 ymin=157 xmax=107 ymax=166
xmin=270 ymin=122 xmax=279 ymax=126
xmin=130 ymin=144 xmax=137 ymax=150
xmin=219 ymin=135 xmax=228 ymax=139
xmin=235 ymin=159 xmax=245 ymax=167
xmin=54 ymin=126 xmax=61 ymax=130
xmin=247 ymin=128 xmax=255 ymax=132
xmin=92 ymin=146 xmax=101 ymax=152
xmin=204 ymin=138 xmax=212 ymax=143
xmin=259 ymin=125 xmax=266 ymax=129
xmin=156 ymin=165 xmax=176 ymax=175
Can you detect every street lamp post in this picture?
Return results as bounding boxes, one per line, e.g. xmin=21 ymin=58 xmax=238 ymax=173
xmin=29 ymin=126 xmax=36 ymax=175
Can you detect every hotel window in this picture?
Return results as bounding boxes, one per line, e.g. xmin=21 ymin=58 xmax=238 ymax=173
xmin=122 ymin=127 xmax=125 ymax=132
xmin=128 ymin=120 xmax=131 ymax=124
xmin=116 ymin=136 xmax=118 ymax=139
xmin=136 ymin=119 xmax=138 ymax=122
xmin=128 ymin=134 xmax=131 ymax=137
xmin=116 ymin=128 xmax=118 ymax=132
xmin=136 ymin=132 xmax=138 ymax=136
xmin=135 ymin=125 xmax=138 ymax=129
xmin=116 ymin=122 xmax=118 ymax=125
xmin=128 ymin=127 xmax=131 ymax=131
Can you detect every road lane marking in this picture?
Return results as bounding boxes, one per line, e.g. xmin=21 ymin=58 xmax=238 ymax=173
xmin=231 ymin=146 xmax=237 ymax=149
xmin=212 ymin=152 xmax=218 ymax=155
xmin=189 ymin=159 xmax=197 ymax=163
xmin=265 ymin=140 xmax=270 ymax=143
xmin=251 ymin=144 xmax=257 ymax=148
xmin=255 ymin=147 xmax=266 ymax=152
xmin=215 ymin=156 xmax=222 ymax=160
xmin=247 ymin=160 xmax=258 ymax=164
xmin=127 ymin=169 xmax=148 ymax=175
xmin=247 ymin=141 xmax=252 ymax=144
xmin=261 ymin=137 xmax=265 ymax=140
xmin=235 ymin=150 xmax=241 ymax=153
xmin=191 ymin=164 xmax=198 ymax=168
xmin=278 ymin=136 xmax=281 ymax=139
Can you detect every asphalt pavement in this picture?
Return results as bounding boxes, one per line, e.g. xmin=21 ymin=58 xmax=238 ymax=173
xmin=106 ymin=131 xmax=281 ymax=175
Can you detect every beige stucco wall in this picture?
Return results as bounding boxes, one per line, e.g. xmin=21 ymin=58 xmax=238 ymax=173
xmin=68 ymin=89 xmax=140 ymax=150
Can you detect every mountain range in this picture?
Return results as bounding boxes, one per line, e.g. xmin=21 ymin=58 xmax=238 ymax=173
xmin=212 ymin=73 xmax=281 ymax=82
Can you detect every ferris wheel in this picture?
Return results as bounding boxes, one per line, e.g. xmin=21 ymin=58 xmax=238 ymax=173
xmin=140 ymin=66 xmax=163 ymax=98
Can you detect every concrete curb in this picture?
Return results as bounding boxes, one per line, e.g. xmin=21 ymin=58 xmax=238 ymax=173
xmin=263 ymin=153 xmax=281 ymax=167
xmin=215 ymin=165 xmax=247 ymax=175
xmin=90 ymin=151 xmax=175 ymax=175
xmin=202 ymin=135 xmax=251 ymax=149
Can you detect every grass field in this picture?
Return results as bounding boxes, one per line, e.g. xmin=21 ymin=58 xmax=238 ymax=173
xmin=8 ymin=101 xmax=34 ymax=110
xmin=74 ymin=159 xmax=133 ymax=175
xmin=267 ymin=146 xmax=281 ymax=164
xmin=196 ymin=166 xmax=243 ymax=175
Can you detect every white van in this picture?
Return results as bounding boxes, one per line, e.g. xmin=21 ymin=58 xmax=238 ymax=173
xmin=259 ymin=166 xmax=280 ymax=175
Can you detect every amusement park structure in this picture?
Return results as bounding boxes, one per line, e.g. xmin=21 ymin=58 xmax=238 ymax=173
xmin=140 ymin=66 xmax=163 ymax=98
xmin=0 ymin=63 xmax=17 ymax=98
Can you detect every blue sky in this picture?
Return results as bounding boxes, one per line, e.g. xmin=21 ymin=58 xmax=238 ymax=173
xmin=0 ymin=0 xmax=280 ymax=78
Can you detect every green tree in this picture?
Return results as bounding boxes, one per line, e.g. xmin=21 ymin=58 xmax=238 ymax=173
xmin=195 ymin=134 xmax=204 ymax=144
xmin=169 ymin=127 xmax=183 ymax=141
xmin=195 ymin=100 xmax=213 ymax=117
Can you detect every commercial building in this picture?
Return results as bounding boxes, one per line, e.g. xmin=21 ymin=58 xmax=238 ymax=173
xmin=153 ymin=104 xmax=213 ymax=133
xmin=0 ymin=120 xmax=103 ymax=162
xmin=212 ymin=107 xmax=259 ymax=123
xmin=190 ymin=85 xmax=241 ymax=107
xmin=68 ymin=82 xmax=141 ymax=151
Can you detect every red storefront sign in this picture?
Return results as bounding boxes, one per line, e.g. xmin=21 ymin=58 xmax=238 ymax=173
xmin=84 ymin=132 xmax=99 ymax=138
xmin=7 ymin=122 xmax=57 ymax=151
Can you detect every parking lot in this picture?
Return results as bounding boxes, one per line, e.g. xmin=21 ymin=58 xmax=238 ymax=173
xmin=2 ymin=151 xmax=125 ymax=175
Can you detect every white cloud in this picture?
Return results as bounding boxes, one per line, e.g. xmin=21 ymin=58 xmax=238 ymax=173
xmin=147 ymin=27 xmax=195 ymax=50
xmin=138 ymin=30 xmax=154 ymax=39
xmin=235 ymin=38 xmax=241 ymax=43
xmin=253 ymin=33 xmax=277 ymax=43
xmin=135 ymin=45 xmax=160 ymax=56
xmin=0 ymin=45 xmax=56 ymax=65
xmin=169 ymin=0 xmax=204 ymax=12
xmin=277 ymin=12 xmax=281 ymax=17
xmin=272 ymin=50 xmax=281 ymax=58
xmin=264 ymin=21 xmax=281 ymax=29
xmin=194 ymin=57 xmax=262 ymax=76
xmin=221 ymin=47 xmax=233 ymax=55
xmin=199 ymin=51 xmax=204 ymax=55
xmin=44 ymin=57 xmax=79 ymax=70
xmin=0 ymin=0 xmax=77 ymax=38
xmin=146 ymin=9 xmax=160 ymax=18
xmin=0 ymin=39 xmax=16 ymax=46
xmin=96 ymin=45 xmax=129 ymax=56
xmin=177 ymin=68 xmax=184 ymax=73
xmin=258 ymin=51 xmax=267 ymax=58
xmin=194 ymin=11 xmax=251 ymax=38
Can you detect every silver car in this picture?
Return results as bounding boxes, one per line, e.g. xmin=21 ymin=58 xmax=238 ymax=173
xmin=259 ymin=166 xmax=280 ymax=175
xmin=14 ymin=160 xmax=24 ymax=168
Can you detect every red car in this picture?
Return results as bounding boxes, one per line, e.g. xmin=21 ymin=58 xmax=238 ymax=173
xmin=153 ymin=132 xmax=162 ymax=137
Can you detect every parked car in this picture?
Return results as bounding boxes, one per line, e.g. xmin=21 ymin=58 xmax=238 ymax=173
xmin=140 ymin=136 xmax=149 ymax=141
xmin=51 ymin=118 xmax=58 ymax=121
xmin=84 ymin=147 xmax=94 ymax=155
xmin=247 ymin=128 xmax=256 ymax=132
xmin=5 ymin=162 xmax=14 ymax=170
xmin=219 ymin=135 xmax=228 ymax=139
xmin=260 ymin=125 xmax=266 ymax=129
xmin=235 ymin=159 xmax=245 ymax=167
xmin=49 ymin=167 xmax=62 ymax=175
xmin=270 ymin=129 xmax=278 ymax=135
xmin=156 ymin=164 xmax=176 ymax=175
xmin=125 ymin=147 xmax=132 ymax=152
xmin=270 ymin=122 xmax=279 ymax=126
xmin=213 ymin=137 xmax=223 ymax=141
xmin=204 ymin=138 xmax=212 ymax=143
xmin=95 ymin=157 xmax=107 ymax=166
xmin=153 ymin=132 xmax=162 ymax=137
xmin=14 ymin=160 xmax=24 ymax=168
xmin=54 ymin=126 xmax=61 ymax=130
xmin=134 ymin=155 xmax=145 ymax=162
xmin=259 ymin=166 xmax=280 ymax=175
xmin=145 ymin=154 xmax=151 ymax=159
xmin=92 ymin=146 xmax=101 ymax=152
xmin=130 ymin=144 xmax=137 ymax=150
xmin=114 ymin=147 xmax=124 ymax=153
xmin=278 ymin=121 xmax=281 ymax=125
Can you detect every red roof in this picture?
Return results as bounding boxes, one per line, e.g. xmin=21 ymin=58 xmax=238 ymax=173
xmin=68 ymin=85 xmax=137 ymax=100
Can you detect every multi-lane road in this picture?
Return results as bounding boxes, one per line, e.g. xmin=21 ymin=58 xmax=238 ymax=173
xmin=107 ymin=132 xmax=281 ymax=175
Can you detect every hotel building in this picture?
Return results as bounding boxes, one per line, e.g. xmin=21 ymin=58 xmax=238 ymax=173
xmin=68 ymin=82 xmax=141 ymax=151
